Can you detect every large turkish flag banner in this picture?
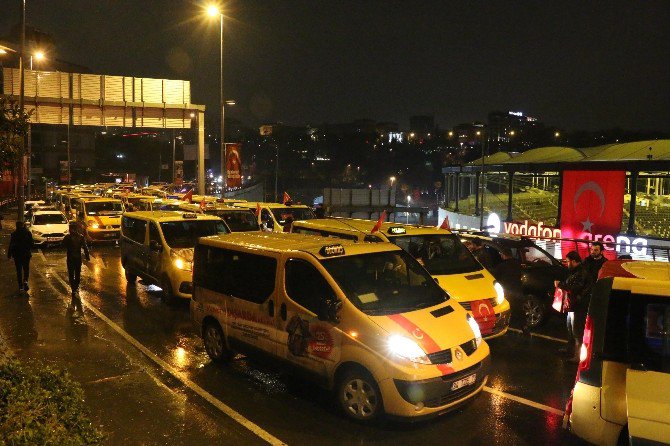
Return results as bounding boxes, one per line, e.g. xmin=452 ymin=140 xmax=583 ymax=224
xmin=560 ymin=170 xmax=625 ymax=257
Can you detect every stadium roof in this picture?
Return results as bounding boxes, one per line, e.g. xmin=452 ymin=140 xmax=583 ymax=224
xmin=446 ymin=139 xmax=670 ymax=173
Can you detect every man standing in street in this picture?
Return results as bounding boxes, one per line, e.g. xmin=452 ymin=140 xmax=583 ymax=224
xmin=7 ymin=221 xmax=34 ymax=293
xmin=583 ymin=241 xmax=607 ymax=283
xmin=555 ymin=251 xmax=592 ymax=363
xmin=63 ymin=222 xmax=90 ymax=314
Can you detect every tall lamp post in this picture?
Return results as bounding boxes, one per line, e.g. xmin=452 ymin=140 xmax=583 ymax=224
xmin=206 ymin=5 xmax=226 ymax=196
xmin=17 ymin=0 xmax=26 ymax=220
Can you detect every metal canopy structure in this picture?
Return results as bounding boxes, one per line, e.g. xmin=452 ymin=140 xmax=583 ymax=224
xmin=2 ymin=68 xmax=207 ymax=193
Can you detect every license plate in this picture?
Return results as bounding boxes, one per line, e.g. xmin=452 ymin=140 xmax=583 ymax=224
xmin=47 ymin=237 xmax=60 ymax=242
xmin=104 ymin=232 xmax=116 ymax=238
xmin=451 ymin=374 xmax=476 ymax=391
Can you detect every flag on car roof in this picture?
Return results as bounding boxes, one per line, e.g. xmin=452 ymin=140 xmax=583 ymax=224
xmin=439 ymin=216 xmax=450 ymax=230
xmin=371 ymin=210 xmax=387 ymax=233
xmin=182 ymin=189 xmax=193 ymax=203
xmin=282 ymin=191 xmax=291 ymax=205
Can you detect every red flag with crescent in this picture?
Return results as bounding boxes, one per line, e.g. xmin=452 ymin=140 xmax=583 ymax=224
xmin=371 ymin=210 xmax=387 ymax=233
xmin=199 ymin=198 xmax=206 ymax=210
xmin=282 ymin=191 xmax=291 ymax=205
xmin=560 ymin=170 xmax=625 ymax=259
xmin=182 ymin=189 xmax=193 ymax=203
xmin=254 ymin=202 xmax=261 ymax=217
xmin=470 ymin=299 xmax=497 ymax=335
xmin=439 ymin=216 xmax=450 ymax=230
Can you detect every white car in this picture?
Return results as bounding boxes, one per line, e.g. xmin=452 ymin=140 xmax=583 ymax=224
xmin=29 ymin=210 xmax=69 ymax=246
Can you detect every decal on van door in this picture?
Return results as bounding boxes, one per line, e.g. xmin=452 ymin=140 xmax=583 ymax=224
xmin=285 ymin=315 xmax=338 ymax=360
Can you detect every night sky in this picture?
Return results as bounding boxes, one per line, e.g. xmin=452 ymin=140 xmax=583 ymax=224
xmin=2 ymin=1 xmax=669 ymax=131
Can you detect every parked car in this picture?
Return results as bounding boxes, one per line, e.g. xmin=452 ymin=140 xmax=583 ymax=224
xmin=28 ymin=210 xmax=69 ymax=246
xmin=458 ymin=232 xmax=568 ymax=328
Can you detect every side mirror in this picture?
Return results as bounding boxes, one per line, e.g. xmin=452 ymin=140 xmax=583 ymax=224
xmin=318 ymin=297 xmax=342 ymax=323
xmin=149 ymin=240 xmax=163 ymax=252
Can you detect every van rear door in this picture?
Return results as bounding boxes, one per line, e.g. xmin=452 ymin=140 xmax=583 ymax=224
xmin=625 ymin=297 xmax=670 ymax=444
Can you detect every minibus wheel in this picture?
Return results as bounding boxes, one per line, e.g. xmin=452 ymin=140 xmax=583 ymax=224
xmin=522 ymin=295 xmax=546 ymax=328
xmin=337 ymin=367 xmax=384 ymax=422
xmin=203 ymin=320 xmax=232 ymax=363
xmin=161 ymin=276 xmax=176 ymax=305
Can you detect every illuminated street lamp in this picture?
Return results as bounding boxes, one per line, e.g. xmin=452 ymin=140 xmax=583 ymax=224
xmin=30 ymin=50 xmax=44 ymax=70
xmin=205 ymin=3 xmax=226 ymax=193
xmin=389 ymin=176 xmax=396 ymax=187
xmin=508 ymin=130 xmax=515 ymax=137
xmin=554 ymin=131 xmax=561 ymax=138
xmin=406 ymin=195 xmax=411 ymax=224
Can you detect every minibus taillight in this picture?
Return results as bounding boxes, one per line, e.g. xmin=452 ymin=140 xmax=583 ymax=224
xmin=578 ymin=315 xmax=594 ymax=372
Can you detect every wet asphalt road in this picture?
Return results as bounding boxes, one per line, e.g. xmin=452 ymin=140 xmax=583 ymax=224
xmin=0 ymin=237 xmax=588 ymax=445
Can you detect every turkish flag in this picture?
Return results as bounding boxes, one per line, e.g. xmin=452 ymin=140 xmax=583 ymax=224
xmin=560 ymin=170 xmax=625 ymax=259
xmin=254 ymin=202 xmax=261 ymax=217
xmin=371 ymin=210 xmax=387 ymax=233
xmin=282 ymin=191 xmax=291 ymax=204
xmin=199 ymin=198 xmax=206 ymax=210
xmin=470 ymin=299 xmax=496 ymax=335
xmin=182 ymin=189 xmax=193 ymax=203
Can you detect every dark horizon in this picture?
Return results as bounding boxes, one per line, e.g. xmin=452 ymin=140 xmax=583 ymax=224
xmin=1 ymin=0 xmax=669 ymax=132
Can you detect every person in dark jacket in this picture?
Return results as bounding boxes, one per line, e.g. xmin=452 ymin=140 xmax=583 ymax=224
xmin=555 ymin=251 xmax=592 ymax=363
xmin=583 ymin=241 xmax=607 ymax=283
xmin=7 ymin=221 xmax=34 ymax=292
xmin=63 ymin=222 xmax=90 ymax=314
xmin=468 ymin=238 xmax=493 ymax=270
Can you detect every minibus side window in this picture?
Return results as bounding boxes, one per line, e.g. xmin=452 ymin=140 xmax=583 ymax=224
xmin=285 ymin=259 xmax=335 ymax=315
xmin=602 ymin=290 xmax=631 ymax=363
xmin=122 ymin=217 xmax=146 ymax=244
xmin=197 ymin=247 xmax=276 ymax=303
xmin=149 ymin=223 xmax=161 ymax=245
xmin=628 ymin=295 xmax=670 ymax=373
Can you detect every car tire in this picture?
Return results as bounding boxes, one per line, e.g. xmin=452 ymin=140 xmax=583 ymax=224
xmin=203 ymin=321 xmax=232 ymax=363
xmin=522 ymin=294 xmax=546 ymax=328
xmin=336 ymin=367 xmax=384 ymax=422
xmin=124 ymin=269 xmax=137 ymax=283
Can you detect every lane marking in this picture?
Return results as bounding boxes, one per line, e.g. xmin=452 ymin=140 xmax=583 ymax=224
xmin=483 ymin=386 xmax=565 ymax=416
xmin=507 ymin=327 xmax=568 ymax=344
xmin=48 ymin=271 xmax=287 ymax=446
xmin=38 ymin=249 xmax=47 ymax=262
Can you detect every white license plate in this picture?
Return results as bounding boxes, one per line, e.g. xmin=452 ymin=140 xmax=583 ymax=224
xmin=104 ymin=232 xmax=117 ymax=238
xmin=47 ymin=237 xmax=60 ymax=242
xmin=451 ymin=374 xmax=476 ymax=391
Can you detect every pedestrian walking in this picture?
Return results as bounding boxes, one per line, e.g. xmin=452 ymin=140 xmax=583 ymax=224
xmin=63 ymin=222 xmax=90 ymax=314
xmin=583 ymin=241 xmax=607 ymax=283
xmin=7 ymin=221 xmax=34 ymax=292
xmin=555 ymin=251 xmax=592 ymax=363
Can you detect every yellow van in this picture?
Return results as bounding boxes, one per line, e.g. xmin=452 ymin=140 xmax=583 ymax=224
xmin=235 ymin=202 xmax=315 ymax=232
xmin=75 ymin=198 xmax=124 ymax=242
xmin=205 ymin=205 xmax=260 ymax=232
xmin=191 ymin=233 xmax=490 ymax=421
xmin=292 ymin=218 xmax=510 ymax=339
xmin=121 ymin=211 xmax=229 ymax=302
xmin=566 ymin=261 xmax=670 ymax=445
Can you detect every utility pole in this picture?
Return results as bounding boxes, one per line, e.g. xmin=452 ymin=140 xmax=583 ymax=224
xmin=17 ymin=0 xmax=26 ymax=220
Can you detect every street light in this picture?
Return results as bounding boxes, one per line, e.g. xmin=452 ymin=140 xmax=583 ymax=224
xmin=406 ymin=195 xmax=411 ymax=224
xmin=205 ymin=3 xmax=226 ymax=196
xmin=389 ymin=176 xmax=396 ymax=187
xmin=554 ymin=131 xmax=561 ymax=138
xmin=30 ymin=50 xmax=44 ymax=70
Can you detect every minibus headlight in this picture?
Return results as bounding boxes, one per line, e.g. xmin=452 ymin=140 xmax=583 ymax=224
xmin=387 ymin=335 xmax=431 ymax=364
xmin=494 ymin=282 xmax=505 ymax=306
xmin=87 ymin=220 xmax=99 ymax=229
xmin=467 ymin=314 xmax=482 ymax=347
xmin=171 ymin=252 xmax=192 ymax=272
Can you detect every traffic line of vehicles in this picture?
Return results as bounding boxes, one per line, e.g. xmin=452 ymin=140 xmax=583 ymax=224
xmin=31 ymin=186 xmax=670 ymax=439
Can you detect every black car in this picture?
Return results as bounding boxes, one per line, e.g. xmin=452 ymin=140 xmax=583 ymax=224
xmin=459 ymin=232 xmax=568 ymax=328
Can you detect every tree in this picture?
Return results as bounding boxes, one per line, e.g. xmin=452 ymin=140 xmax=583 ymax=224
xmin=0 ymin=95 xmax=32 ymax=166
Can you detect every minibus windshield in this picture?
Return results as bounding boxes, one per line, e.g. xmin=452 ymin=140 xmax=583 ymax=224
xmin=388 ymin=234 xmax=482 ymax=275
xmin=321 ymin=250 xmax=448 ymax=316
xmin=160 ymin=220 xmax=229 ymax=249
xmin=86 ymin=201 xmax=123 ymax=215
xmin=271 ymin=208 xmax=315 ymax=226
xmin=210 ymin=210 xmax=260 ymax=232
